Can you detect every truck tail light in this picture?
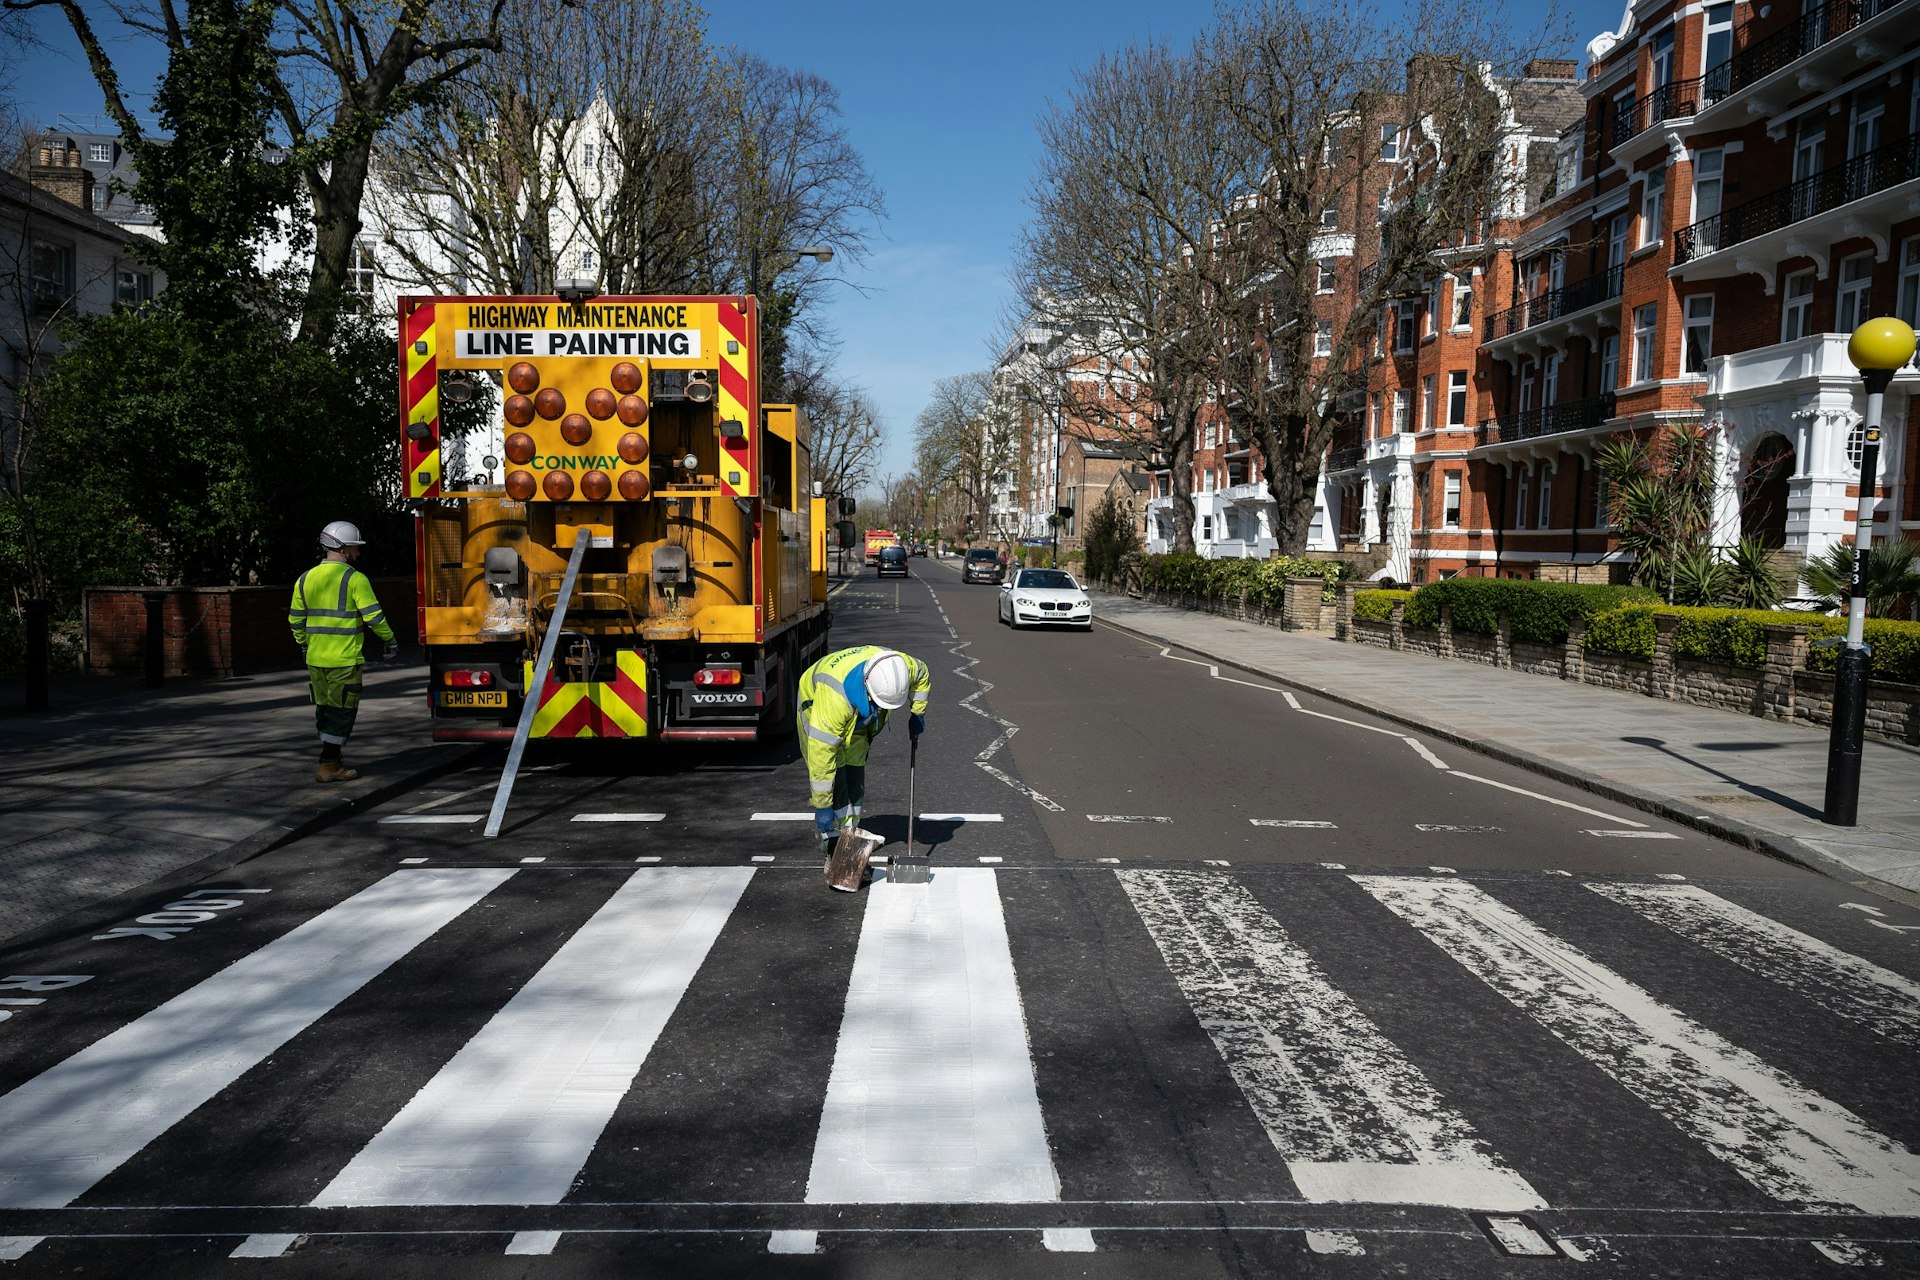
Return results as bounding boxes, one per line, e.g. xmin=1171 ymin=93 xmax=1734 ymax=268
xmin=692 ymin=667 xmax=742 ymax=687
xmin=444 ymin=670 xmax=494 ymax=688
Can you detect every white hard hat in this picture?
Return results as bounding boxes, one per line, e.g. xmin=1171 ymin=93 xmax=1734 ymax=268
xmin=320 ymin=520 xmax=365 ymax=549
xmin=864 ymin=651 xmax=910 ymax=710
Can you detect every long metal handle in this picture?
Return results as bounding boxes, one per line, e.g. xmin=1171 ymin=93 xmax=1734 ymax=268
xmin=907 ymin=736 xmax=916 ymax=855
xmin=485 ymin=528 xmax=592 ymax=838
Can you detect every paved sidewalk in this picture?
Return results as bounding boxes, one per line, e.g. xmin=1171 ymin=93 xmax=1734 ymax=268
xmin=0 ymin=663 xmax=479 ymax=948
xmin=1092 ymin=590 xmax=1920 ymax=901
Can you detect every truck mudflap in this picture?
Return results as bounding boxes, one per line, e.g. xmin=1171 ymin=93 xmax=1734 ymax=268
xmin=522 ymin=649 xmax=649 ymax=739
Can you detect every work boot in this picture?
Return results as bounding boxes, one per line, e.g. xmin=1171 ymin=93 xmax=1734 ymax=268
xmin=316 ymin=760 xmax=359 ymax=783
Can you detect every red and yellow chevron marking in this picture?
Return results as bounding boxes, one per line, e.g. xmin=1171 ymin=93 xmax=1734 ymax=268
xmin=524 ymin=650 xmax=649 ymax=739
xmin=402 ymin=303 xmax=442 ymax=499
xmin=715 ymin=301 xmax=755 ymax=500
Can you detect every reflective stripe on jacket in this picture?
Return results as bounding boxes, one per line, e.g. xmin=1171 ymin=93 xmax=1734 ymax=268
xmin=289 ymin=559 xmax=395 ymax=667
xmin=796 ymin=645 xmax=932 ymax=807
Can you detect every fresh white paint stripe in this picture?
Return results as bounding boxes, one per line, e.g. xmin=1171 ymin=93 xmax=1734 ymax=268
xmin=1443 ymin=771 xmax=1646 ymax=827
xmin=1586 ymin=882 xmax=1920 ymax=1051
xmin=315 ymin=868 xmax=753 ymax=1206
xmin=751 ymin=812 xmax=815 ymax=822
xmin=1087 ymin=815 xmax=1173 ymax=824
xmin=1252 ymin=820 xmax=1338 ymax=829
xmin=230 ymin=1233 xmax=298 ymax=1258
xmin=0 ymin=1238 xmax=42 ymax=1261
xmin=919 ymin=813 xmax=1003 ymax=822
xmin=1583 ymin=829 xmax=1681 ymax=840
xmin=379 ymin=813 xmax=486 ymax=825
xmin=505 ymin=1230 xmax=562 ymax=1256
xmin=0 ymin=868 xmax=512 ymax=1209
xmin=572 ymin=813 xmax=666 ymax=823
xmin=1406 ymin=738 xmax=1450 ymax=770
xmin=807 ymin=868 xmax=1057 ymax=1204
xmin=1043 ymin=1228 xmax=1096 ymax=1251
xmin=1117 ymin=870 xmax=1542 ymax=1211
xmin=1355 ymin=876 xmax=1920 ymax=1216
xmin=767 ymin=1229 xmax=818 ymax=1254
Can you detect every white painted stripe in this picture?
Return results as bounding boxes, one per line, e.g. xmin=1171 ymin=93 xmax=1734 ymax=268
xmin=751 ymin=855 xmax=775 ymax=863
xmin=1656 ymin=873 xmax=1688 ymax=881
xmin=399 ymin=857 xmax=428 ymax=864
xmin=378 ymin=814 xmax=485 ymax=825
xmin=571 ymin=813 xmax=666 ymax=823
xmin=0 ymin=869 xmax=511 ymax=1209
xmin=751 ymin=812 xmax=814 ymax=822
xmin=1356 ymin=876 xmax=1920 ymax=1216
xmin=1042 ymin=1227 xmax=1096 ymax=1252
xmin=1087 ymin=815 xmax=1172 ymax=824
xmin=1583 ymin=829 xmax=1681 ymax=840
xmin=635 ymin=855 xmax=662 ymax=863
xmin=1443 ymin=771 xmax=1646 ymax=827
xmin=1117 ymin=871 xmax=1541 ymax=1211
xmin=1587 ymin=882 xmax=1920 ymax=1050
xmin=1320 ymin=862 xmax=1347 ymax=870
xmin=0 ymin=1237 xmax=42 ymax=1261
xmin=1098 ymin=858 xmax=1120 ymax=864
xmin=1415 ymin=825 xmax=1500 ymax=834
xmin=807 ymin=868 xmax=1057 ymax=1203
xmin=1484 ymin=1216 xmax=1556 ymax=1257
xmin=1205 ymin=859 xmax=1230 ymax=867
xmin=1252 ymin=819 xmax=1338 ymax=828
xmin=315 ymin=868 xmax=753 ymax=1206
xmin=505 ymin=1230 xmax=562 ymax=1256
xmin=977 ymin=762 xmax=1064 ymax=812
xmin=767 ymin=1229 xmax=818 ymax=1254
xmin=978 ymin=856 xmax=1003 ymax=864
xmin=1405 ymin=738 xmax=1449 ymax=770
xmin=1305 ymin=1230 xmax=1364 ymax=1256
xmin=230 ymin=1233 xmax=298 ymax=1258
xmin=520 ymin=857 xmax=546 ymax=863
xmin=1812 ymin=1240 xmax=1880 ymax=1266
xmin=919 ymin=813 xmax=1003 ymax=822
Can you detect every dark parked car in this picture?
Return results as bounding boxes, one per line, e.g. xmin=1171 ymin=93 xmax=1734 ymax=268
xmin=963 ymin=547 xmax=1005 ymax=584
xmin=876 ymin=545 xmax=910 ymax=578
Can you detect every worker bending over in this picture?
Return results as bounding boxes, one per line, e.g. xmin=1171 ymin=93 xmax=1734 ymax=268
xmin=797 ymin=645 xmax=931 ymax=855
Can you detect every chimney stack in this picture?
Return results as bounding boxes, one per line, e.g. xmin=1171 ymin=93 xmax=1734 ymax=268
xmin=28 ymin=139 xmax=97 ymax=212
xmin=1525 ymin=58 xmax=1578 ymax=81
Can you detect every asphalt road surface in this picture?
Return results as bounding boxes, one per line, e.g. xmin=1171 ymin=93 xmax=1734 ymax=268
xmin=1 ymin=556 xmax=1918 ymax=1277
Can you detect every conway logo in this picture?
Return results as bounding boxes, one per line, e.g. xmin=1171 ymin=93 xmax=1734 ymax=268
xmin=536 ymin=455 xmax=624 ymax=470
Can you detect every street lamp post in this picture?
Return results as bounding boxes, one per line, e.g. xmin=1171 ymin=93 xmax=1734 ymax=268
xmin=1823 ymin=316 xmax=1917 ymax=826
xmin=747 ymin=245 xmax=834 ymax=300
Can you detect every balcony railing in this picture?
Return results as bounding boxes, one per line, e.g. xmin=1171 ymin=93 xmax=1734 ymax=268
xmin=1610 ymin=77 xmax=1703 ymax=149
xmin=1327 ymin=444 xmax=1365 ymax=472
xmin=1474 ymin=393 xmax=1615 ymax=447
xmin=1675 ymin=134 xmax=1920 ymax=264
xmin=1699 ymin=0 xmax=1901 ymax=108
xmin=1482 ymin=265 xmax=1625 ymax=341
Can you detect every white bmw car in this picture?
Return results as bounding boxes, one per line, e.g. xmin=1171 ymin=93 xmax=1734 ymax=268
xmin=998 ymin=568 xmax=1094 ymax=630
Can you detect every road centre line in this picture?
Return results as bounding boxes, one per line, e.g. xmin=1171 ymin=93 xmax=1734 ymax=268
xmin=1443 ymin=770 xmax=1647 ymax=827
xmin=949 ymin=637 xmax=1064 ymax=812
xmin=572 ymin=813 xmax=666 ymax=823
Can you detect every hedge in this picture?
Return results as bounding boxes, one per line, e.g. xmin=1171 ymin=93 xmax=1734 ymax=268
xmin=1353 ymin=589 xmax=1413 ymax=622
xmin=1579 ymin=606 xmax=1920 ymax=686
xmin=1804 ymin=617 xmax=1920 ymax=687
xmin=1403 ymin=578 xmax=1659 ymax=645
xmin=1137 ymin=553 xmax=1350 ymax=606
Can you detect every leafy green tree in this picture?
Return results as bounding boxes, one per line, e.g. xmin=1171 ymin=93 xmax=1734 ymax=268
xmin=1082 ymin=491 xmax=1140 ymax=585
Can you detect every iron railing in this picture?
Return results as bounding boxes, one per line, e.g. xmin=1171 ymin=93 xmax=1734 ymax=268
xmin=1675 ymin=133 xmax=1920 ymax=263
xmin=1474 ymin=394 xmax=1615 ymax=448
xmin=1482 ymin=265 xmax=1625 ymax=342
xmin=1699 ymin=0 xmax=1901 ymax=108
xmin=1327 ymin=444 xmax=1365 ymax=472
xmin=1610 ymin=77 xmax=1704 ymax=149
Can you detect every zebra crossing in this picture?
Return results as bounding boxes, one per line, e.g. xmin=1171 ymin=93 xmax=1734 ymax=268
xmin=0 ymin=862 xmax=1917 ymax=1267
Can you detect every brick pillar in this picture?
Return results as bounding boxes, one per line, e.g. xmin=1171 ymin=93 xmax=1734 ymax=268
xmin=1565 ymin=616 xmax=1586 ymax=683
xmin=1282 ymin=577 xmax=1318 ymax=630
xmin=1389 ymin=600 xmax=1406 ymax=650
xmin=1495 ymin=612 xmax=1512 ymax=669
xmin=1438 ymin=603 xmax=1454 ymax=660
xmin=1761 ymin=623 xmax=1809 ymax=723
xmin=1335 ymin=582 xmax=1363 ymax=641
xmin=1652 ymin=612 xmax=1680 ymax=699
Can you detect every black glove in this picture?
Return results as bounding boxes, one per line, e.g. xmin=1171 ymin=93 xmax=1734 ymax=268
xmin=909 ymin=713 xmax=925 ymax=741
xmin=382 ymin=640 xmax=400 ymax=663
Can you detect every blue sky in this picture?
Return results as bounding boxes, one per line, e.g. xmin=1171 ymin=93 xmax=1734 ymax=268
xmin=6 ymin=0 xmax=1623 ymax=486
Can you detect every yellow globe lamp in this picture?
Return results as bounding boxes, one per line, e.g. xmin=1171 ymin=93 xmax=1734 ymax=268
xmin=1846 ymin=316 xmax=1917 ymax=374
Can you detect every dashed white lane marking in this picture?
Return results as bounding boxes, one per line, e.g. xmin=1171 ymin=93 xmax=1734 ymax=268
xmin=767 ymin=1229 xmax=818 ymax=1254
xmin=1812 ymin=1240 xmax=1882 ymax=1266
xmin=751 ymin=855 xmax=776 ymax=863
xmin=1118 ymin=870 xmax=1542 ymax=1211
xmin=505 ymin=1231 xmax=561 ymax=1256
xmin=1444 ymin=770 xmax=1646 ymax=827
xmin=1252 ymin=819 xmax=1338 ymax=828
xmin=1427 ymin=866 xmax=1458 ymax=874
xmin=808 ymin=868 xmax=1057 ymax=1203
xmin=1087 ymin=815 xmax=1173 ymax=824
xmin=230 ymin=1234 xmax=298 ymax=1258
xmin=379 ymin=814 xmax=484 ymax=825
xmin=0 ymin=869 xmax=514 ymax=1209
xmin=1320 ymin=862 xmax=1348 ymax=870
xmin=1415 ymin=824 xmax=1501 ymax=834
xmin=572 ymin=813 xmax=666 ymax=823
xmin=919 ymin=813 xmax=1003 ymax=822
xmin=315 ymin=868 xmax=752 ymax=1207
xmin=0 ymin=1238 xmax=43 ymax=1261
xmin=978 ymin=856 xmax=1003 ymax=864
xmin=1656 ymin=873 xmax=1688 ymax=881
xmin=751 ymin=812 xmax=814 ymax=822
xmin=1305 ymin=1230 xmax=1365 ymax=1256
xmin=1483 ymin=1216 xmax=1556 ymax=1257
xmin=1588 ymin=882 xmax=1920 ymax=1050
xmin=1205 ymin=859 xmax=1231 ymax=866
xmin=1356 ymin=876 xmax=1920 ymax=1216
xmin=399 ymin=857 xmax=428 ymax=864
xmin=519 ymin=857 xmax=546 ymax=864
xmin=1098 ymin=857 xmax=1120 ymax=864
xmin=1043 ymin=1227 xmax=1097 ymax=1252
xmin=1584 ymin=829 xmax=1681 ymax=840
xmin=635 ymin=855 xmax=661 ymax=863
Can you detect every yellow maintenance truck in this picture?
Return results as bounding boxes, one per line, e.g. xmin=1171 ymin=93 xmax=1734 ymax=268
xmin=399 ymin=293 xmax=832 ymax=743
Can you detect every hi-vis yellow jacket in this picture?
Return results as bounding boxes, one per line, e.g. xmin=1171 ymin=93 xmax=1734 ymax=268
xmin=796 ymin=645 xmax=932 ymax=808
xmin=289 ymin=559 xmax=395 ymax=667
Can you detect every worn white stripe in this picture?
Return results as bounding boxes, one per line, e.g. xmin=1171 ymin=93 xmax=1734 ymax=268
xmin=230 ymin=1234 xmax=298 ymax=1258
xmin=505 ymin=1230 xmax=561 ymax=1255
xmin=1583 ymin=829 xmax=1680 ymax=840
xmin=1252 ymin=820 xmax=1338 ymax=828
xmin=1357 ymin=876 xmax=1920 ymax=1216
xmin=977 ymin=762 xmax=1064 ymax=812
xmin=315 ymin=868 xmax=752 ymax=1206
xmin=379 ymin=813 xmax=486 ymax=824
xmin=0 ymin=1237 xmax=43 ymax=1261
xmin=807 ymin=868 xmax=1057 ymax=1203
xmin=1117 ymin=870 xmax=1541 ymax=1210
xmin=1443 ymin=770 xmax=1646 ymax=827
xmin=1484 ymin=1216 xmax=1557 ymax=1257
xmin=1043 ymin=1227 xmax=1096 ymax=1251
xmin=0 ymin=869 xmax=511 ymax=1209
xmin=1586 ymin=882 xmax=1920 ymax=1051
xmin=1305 ymin=1230 xmax=1364 ymax=1256
xmin=571 ymin=813 xmax=666 ymax=823
xmin=1087 ymin=815 xmax=1172 ymax=824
